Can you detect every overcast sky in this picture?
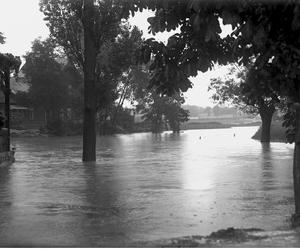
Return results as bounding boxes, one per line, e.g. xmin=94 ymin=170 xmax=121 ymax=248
xmin=0 ymin=0 xmax=231 ymax=107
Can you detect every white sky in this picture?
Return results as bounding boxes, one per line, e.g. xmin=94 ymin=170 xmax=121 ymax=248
xmin=0 ymin=0 xmax=231 ymax=107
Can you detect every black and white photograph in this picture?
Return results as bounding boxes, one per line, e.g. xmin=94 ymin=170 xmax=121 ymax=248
xmin=0 ymin=0 xmax=299 ymax=247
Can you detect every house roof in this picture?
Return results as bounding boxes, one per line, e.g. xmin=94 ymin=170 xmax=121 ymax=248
xmin=0 ymin=70 xmax=30 ymax=104
xmin=10 ymin=71 xmax=29 ymax=93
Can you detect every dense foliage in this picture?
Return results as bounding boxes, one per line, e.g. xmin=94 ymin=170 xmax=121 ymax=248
xmin=209 ymin=65 xmax=280 ymax=142
xmin=130 ymin=64 xmax=189 ymax=133
xmin=130 ymin=1 xmax=300 ymax=100
xmin=22 ymin=39 xmax=68 ymax=116
xmin=17 ymin=38 xmax=83 ymax=135
xmin=209 ymin=65 xmax=280 ymax=115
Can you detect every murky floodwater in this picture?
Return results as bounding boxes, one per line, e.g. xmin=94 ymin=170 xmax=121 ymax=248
xmin=0 ymin=126 xmax=295 ymax=246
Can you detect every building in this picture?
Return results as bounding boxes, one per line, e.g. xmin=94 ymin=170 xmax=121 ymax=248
xmin=0 ymin=71 xmax=34 ymax=128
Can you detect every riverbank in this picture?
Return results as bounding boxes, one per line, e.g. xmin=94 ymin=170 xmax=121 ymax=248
xmin=11 ymin=117 xmax=261 ymax=137
xmin=9 ymin=121 xmax=287 ymax=142
xmin=134 ymin=227 xmax=300 ymax=247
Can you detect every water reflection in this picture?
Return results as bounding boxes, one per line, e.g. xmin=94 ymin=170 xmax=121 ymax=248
xmin=260 ymin=143 xmax=274 ymax=189
xmin=0 ymin=166 xmax=12 ymax=230
xmin=80 ymin=163 xmax=132 ymax=246
xmin=0 ymin=127 xmax=295 ymax=246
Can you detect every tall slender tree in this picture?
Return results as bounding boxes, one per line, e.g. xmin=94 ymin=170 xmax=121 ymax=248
xmin=40 ymin=0 xmax=132 ymax=161
xmin=81 ymin=0 xmax=97 ymax=161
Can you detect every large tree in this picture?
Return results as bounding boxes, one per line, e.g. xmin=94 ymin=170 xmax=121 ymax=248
xmin=22 ymin=38 xmax=68 ymax=124
xmin=136 ymin=91 xmax=189 ymax=133
xmin=209 ymin=65 xmax=280 ymax=142
xmin=40 ymin=0 xmax=132 ymax=161
xmin=130 ymin=64 xmax=189 ymax=133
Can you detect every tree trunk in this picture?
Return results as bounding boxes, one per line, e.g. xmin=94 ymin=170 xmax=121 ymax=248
xmin=4 ymin=69 xmax=10 ymax=151
xmin=82 ymin=0 xmax=97 ymax=162
xmin=292 ymin=103 xmax=300 ymax=226
xmin=259 ymin=105 xmax=274 ymax=143
xmin=260 ymin=113 xmax=272 ymax=142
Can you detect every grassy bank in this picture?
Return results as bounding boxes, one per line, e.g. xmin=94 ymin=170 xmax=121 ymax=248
xmin=252 ymin=121 xmax=287 ymax=142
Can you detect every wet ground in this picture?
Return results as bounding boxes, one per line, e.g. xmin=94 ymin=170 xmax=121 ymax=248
xmin=0 ymin=126 xmax=296 ymax=246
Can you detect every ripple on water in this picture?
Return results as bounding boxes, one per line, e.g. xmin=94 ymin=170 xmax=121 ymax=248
xmin=0 ymin=127 xmax=294 ymax=246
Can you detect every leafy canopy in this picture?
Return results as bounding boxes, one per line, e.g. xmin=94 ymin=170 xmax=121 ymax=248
xmin=22 ymin=38 xmax=68 ymax=112
xmin=209 ymin=64 xmax=280 ymax=115
xmin=124 ymin=0 xmax=300 ymax=99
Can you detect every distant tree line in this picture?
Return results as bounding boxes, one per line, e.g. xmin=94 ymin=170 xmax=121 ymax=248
xmin=183 ymin=104 xmax=242 ymax=118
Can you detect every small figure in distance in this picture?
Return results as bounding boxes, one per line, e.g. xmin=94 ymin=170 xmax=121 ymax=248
xmin=199 ymin=136 xmax=201 ymax=139
xmin=233 ymin=133 xmax=236 ymax=137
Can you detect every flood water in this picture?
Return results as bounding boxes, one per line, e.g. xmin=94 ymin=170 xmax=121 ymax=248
xmin=0 ymin=126 xmax=295 ymax=246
